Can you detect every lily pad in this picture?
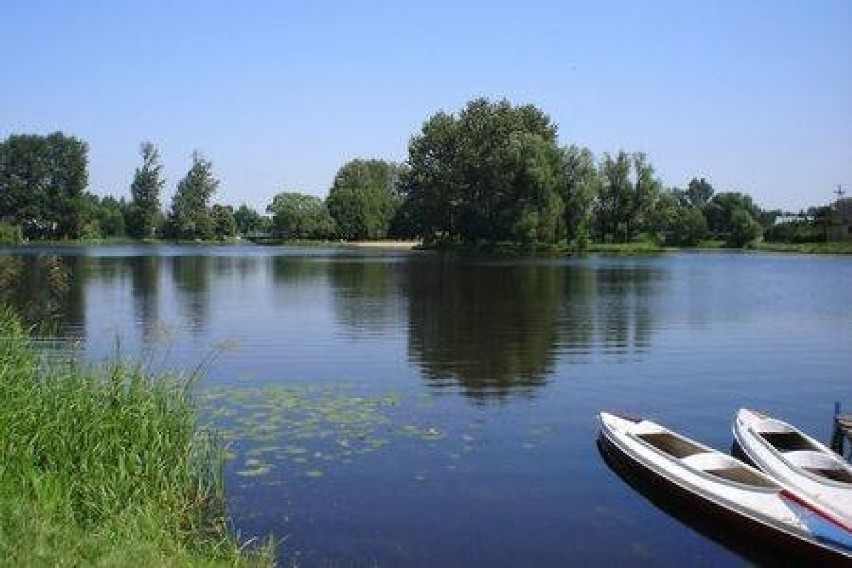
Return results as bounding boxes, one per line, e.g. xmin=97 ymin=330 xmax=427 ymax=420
xmin=236 ymin=465 xmax=272 ymax=477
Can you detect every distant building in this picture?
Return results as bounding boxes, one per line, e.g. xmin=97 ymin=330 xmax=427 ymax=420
xmin=773 ymin=213 xmax=812 ymax=225
xmin=829 ymin=197 xmax=852 ymax=241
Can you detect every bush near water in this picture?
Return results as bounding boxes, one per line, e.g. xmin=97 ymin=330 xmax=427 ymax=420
xmin=0 ymin=307 xmax=269 ymax=566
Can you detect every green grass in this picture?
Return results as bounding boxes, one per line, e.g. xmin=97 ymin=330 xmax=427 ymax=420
xmin=585 ymin=241 xmax=668 ymax=254
xmin=0 ymin=307 xmax=272 ymax=566
xmin=750 ymin=241 xmax=852 ymax=254
xmin=13 ymin=237 xmax=253 ymax=247
xmin=695 ymin=239 xmax=727 ymax=249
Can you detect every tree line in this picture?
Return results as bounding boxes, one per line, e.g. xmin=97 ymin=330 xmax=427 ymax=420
xmin=0 ymin=98 xmax=841 ymax=247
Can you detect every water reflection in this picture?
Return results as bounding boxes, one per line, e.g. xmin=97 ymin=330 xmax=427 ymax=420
xmin=558 ymin=265 xmax=596 ymax=361
xmin=129 ymin=256 xmax=161 ymax=341
xmin=0 ymin=254 xmax=84 ymax=337
xmin=0 ymin=249 xmax=667 ymax=400
xmin=404 ymin=257 xmax=562 ymax=399
xmin=329 ymin=259 xmax=405 ymax=334
xmin=170 ymin=256 xmax=211 ymax=332
xmin=591 ymin=266 xmax=659 ymax=358
xmin=596 ymin=437 xmax=794 ymax=566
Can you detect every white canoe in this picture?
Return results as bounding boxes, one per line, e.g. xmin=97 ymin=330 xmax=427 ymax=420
xmin=599 ymin=412 xmax=852 ymax=564
xmin=733 ymin=408 xmax=852 ymax=524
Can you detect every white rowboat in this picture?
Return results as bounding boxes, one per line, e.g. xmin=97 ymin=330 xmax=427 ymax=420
xmin=598 ymin=412 xmax=852 ymax=565
xmin=733 ymin=408 xmax=852 ymax=525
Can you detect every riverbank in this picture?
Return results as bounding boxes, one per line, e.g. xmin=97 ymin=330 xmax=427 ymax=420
xmin=346 ymin=240 xmax=421 ymax=250
xmin=0 ymin=308 xmax=271 ymax=566
xmin=750 ymin=241 xmax=852 ymax=254
xmin=5 ymin=237 xmax=852 ymax=255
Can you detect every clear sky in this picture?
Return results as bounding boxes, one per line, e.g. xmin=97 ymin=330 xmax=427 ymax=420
xmin=2 ymin=1 xmax=850 ymax=213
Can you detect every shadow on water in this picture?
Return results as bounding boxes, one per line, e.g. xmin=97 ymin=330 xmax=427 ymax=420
xmin=595 ymin=437 xmax=810 ymax=568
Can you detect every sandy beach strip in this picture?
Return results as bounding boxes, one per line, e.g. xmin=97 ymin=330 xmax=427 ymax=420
xmin=347 ymin=241 xmax=421 ymax=249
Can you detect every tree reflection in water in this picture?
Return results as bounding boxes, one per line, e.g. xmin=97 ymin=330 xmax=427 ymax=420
xmin=404 ymin=256 xmax=664 ymax=401
xmin=0 ymin=254 xmax=84 ymax=338
xmin=404 ymin=256 xmax=562 ymax=400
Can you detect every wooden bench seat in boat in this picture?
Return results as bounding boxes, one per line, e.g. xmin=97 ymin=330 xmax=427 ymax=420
xmin=680 ymin=452 xmax=777 ymax=486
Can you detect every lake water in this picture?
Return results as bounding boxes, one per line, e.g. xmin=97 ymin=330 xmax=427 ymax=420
xmin=1 ymin=245 xmax=850 ymax=566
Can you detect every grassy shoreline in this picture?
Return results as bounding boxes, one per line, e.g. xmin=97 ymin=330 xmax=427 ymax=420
xmin=0 ymin=308 xmax=270 ymax=566
xmin=3 ymin=237 xmax=852 ymax=255
xmin=749 ymin=241 xmax=852 ymax=254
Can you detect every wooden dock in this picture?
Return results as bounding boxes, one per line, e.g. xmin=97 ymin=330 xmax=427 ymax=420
xmin=830 ymin=403 xmax=852 ymax=461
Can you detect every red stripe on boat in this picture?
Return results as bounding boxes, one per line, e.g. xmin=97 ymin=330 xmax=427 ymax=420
xmin=780 ymin=489 xmax=852 ymax=533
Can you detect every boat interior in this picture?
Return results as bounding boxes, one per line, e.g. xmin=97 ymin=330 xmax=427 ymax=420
xmin=638 ymin=432 xmax=776 ymax=487
xmin=759 ymin=431 xmax=816 ymax=452
xmin=759 ymin=432 xmax=852 ymax=483
xmin=807 ymin=467 xmax=852 ymax=483
xmin=637 ymin=432 xmax=701 ymax=459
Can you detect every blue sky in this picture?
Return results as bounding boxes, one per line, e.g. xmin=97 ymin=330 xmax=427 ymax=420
xmin=2 ymin=1 xmax=850 ymax=212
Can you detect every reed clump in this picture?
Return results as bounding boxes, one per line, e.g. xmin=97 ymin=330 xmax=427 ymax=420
xmin=0 ymin=307 xmax=270 ymax=566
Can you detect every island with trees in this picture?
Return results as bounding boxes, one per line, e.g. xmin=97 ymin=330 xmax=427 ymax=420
xmin=1 ymin=98 xmax=849 ymax=253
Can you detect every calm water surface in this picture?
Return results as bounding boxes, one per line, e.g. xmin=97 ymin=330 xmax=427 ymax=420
xmin=1 ymin=245 xmax=850 ymax=567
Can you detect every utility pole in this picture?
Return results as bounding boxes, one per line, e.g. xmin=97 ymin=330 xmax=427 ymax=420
xmin=831 ymin=185 xmax=847 ymax=242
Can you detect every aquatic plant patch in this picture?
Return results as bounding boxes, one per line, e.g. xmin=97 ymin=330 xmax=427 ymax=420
xmin=197 ymin=385 xmax=410 ymax=481
xmin=197 ymin=384 xmax=559 ymax=490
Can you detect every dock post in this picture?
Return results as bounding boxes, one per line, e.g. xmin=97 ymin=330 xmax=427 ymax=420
xmin=831 ymin=402 xmax=844 ymax=455
xmin=832 ymin=401 xmax=852 ymax=461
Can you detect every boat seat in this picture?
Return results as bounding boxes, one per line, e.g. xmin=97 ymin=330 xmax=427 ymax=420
xmin=680 ymin=452 xmax=735 ymax=471
xmin=632 ymin=421 xmax=665 ymax=436
xmin=802 ymin=467 xmax=852 ymax=483
xmin=681 ymin=452 xmax=775 ymax=486
xmin=752 ymin=420 xmax=794 ymax=434
xmin=783 ymin=450 xmax=839 ymax=470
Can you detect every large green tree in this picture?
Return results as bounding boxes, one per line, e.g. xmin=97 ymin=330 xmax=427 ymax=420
xmin=402 ymin=98 xmax=565 ymax=244
xmin=267 ymin=192 xmax=335 ymax=240
xmin=233 ymin=204 xmax=269 ymax=236
xmin=728 ymin=207 xmax=762 ymax=247
xmin=704 ymin=191 xmax=762 ymax=238
xmin=211 ymin=204 xmax=236 ymax=240
xmin=559 ymin=145 xmax=599 ymax=248
xmin=166 ymin=152 xmax=218 ymax=240
xmin=95 ymin=195 xmax=127 ymax=238
xmin=686 ymin=177 xmax=714 ymax=208
xmin=326 ymin=159 xmax=404 ymax=241
xmin=593 ymin=152 xmax=661 ymax=243
xmin=127 ymin=142 xmax=164 ymax=239
xmin=0 ymin=132 xmax=88 ymax=239
xmin=651 ymin=189 xmax=707 ymax=246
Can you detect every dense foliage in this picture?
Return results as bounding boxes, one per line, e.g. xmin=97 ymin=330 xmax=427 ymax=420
xmin=402 ymin=98 xmax=564 ymax=244
xmin=234 ymin=204 xmax=270 ymax=236
xmin=0 ymin=102 xmax=845 ymax=248
xmin=267 ymin=192 xmax=335 ymax=239
xmin=164 ymin=152 xmax=219 ymax=240
xmin=0 ymin=133 xmax=88 ymax=240
xmin=326 ymin=159 xmax=404 ymax=240
xmin=592 ymin=152 xmax=662 ymax=243
xmin=127 ymin=142 xmax=165 ymax=239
